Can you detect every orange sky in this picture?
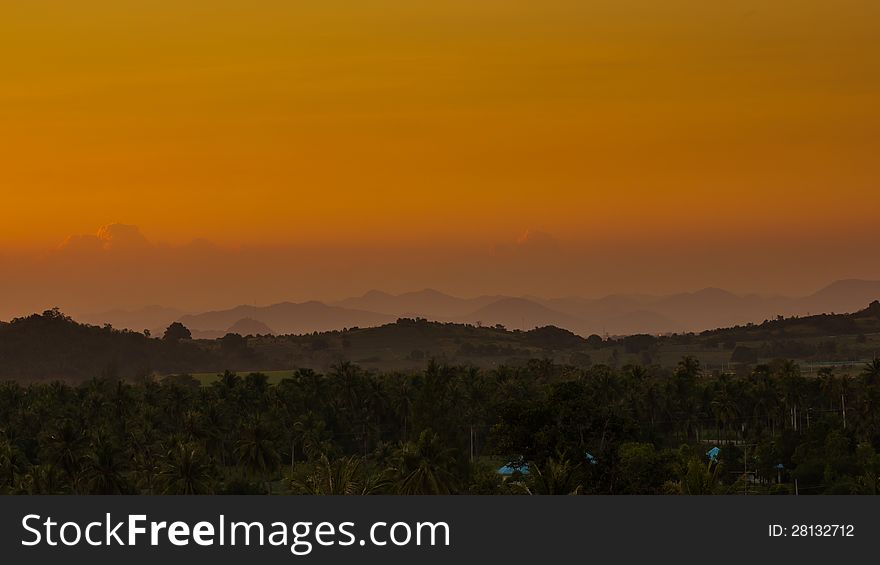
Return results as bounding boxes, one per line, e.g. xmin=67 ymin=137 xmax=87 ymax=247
xmin=1 ymin=1 xmax=879 ymax=315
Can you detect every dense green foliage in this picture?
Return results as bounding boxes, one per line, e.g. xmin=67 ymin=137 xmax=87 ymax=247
xmin=3 ymin=355 xmax=880 ymax=495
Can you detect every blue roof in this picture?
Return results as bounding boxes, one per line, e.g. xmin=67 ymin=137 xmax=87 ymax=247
xmin=707 ymin=447 xmax=720 ymax=461
xmin=497 ymin=463 xmax=529 ymax=476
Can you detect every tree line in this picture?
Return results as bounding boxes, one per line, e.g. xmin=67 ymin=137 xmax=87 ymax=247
xmin=2 ymin=357 xmax=880 ymax=495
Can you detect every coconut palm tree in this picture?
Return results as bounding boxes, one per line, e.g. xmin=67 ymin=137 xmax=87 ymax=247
xmin=711 ymin=379 xmax=740 ymax=444
xmin=817 ymin=368 xmax=838 ymax=412
xmin=511 ymin=454 xmax=584 ymax=495
xmin=43 ymin=418 xmax=84 ymax=491
xmin=288 ymin=454 xmax=379 ymax=495
xmin=752 ymin=374 xmax=780 ymax=435
xmin=387 ymin=430 xmax=458 ymax=495
xmin=132 ymin=445 xmax=162 ymax=495
xmin=235 ymin=416 xmax=280 ymax=494
xmin=158 ymin=442 xmax=214 ymax=494
xmin=861 ymin=358 xmax=880 ymax=386
xmin=778 ymin=361 xmax=803 ymax=431
xmin=0 ymin=435 xmax=27 ymax=491
xmin=388 ymin=375 xmax=415 ymax=442
xmin=81 ymin=432 xmax=131 ymax=494
xmin=18 ymin=464 xmax=67 ymax=494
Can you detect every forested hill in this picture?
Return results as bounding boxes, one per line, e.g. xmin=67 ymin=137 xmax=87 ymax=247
xmin=0 ymin=309 xmax=214 ymax=380
xmin=697 ymin=300 xmax=880 ymax=340
xmin=0 ymin=310 xmax=587 ymax=381
xmin=1 ymin=302 xmax=880 ymax=381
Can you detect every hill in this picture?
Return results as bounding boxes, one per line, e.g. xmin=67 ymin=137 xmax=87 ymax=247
xmin=79 ymin=305 xmax=185 ymax=332
xmin=226 ymin=317 xmax=275 ymax=336
xmin=332 ymin=288 xmax=499 ymax=318
xmin=0 ymin=309 xmax=213 ymax=380
xmin=455 ymin=297 xmax=584 ymax=331
xmin=178 ymin=301 xmax=395 ymax=335
xmin=794 ymin=279 xmax=880 ymax=315
xmin=3 ymin=301 xmax=880 ymax=381
xmin=71 ymin=279 xmax=880 ymax=339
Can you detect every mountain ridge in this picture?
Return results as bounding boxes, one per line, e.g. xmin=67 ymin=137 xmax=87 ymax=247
xmin=71 ymin=279 xmax=880 ymax=338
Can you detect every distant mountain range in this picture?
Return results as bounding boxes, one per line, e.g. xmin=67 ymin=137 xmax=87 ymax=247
xmin=75 ymin=279 xmax=880 ymax=338
xmin=79 ymin=305 xmax=187 ymax=332
xmin=177 ymin=302 xmax=395 ymax=338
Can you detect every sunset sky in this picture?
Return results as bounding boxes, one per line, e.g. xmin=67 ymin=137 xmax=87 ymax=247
xmin=1 ymin=1 xmax=878 ymax=317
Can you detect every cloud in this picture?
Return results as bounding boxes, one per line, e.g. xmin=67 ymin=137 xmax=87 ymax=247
xmin=515 ymin=229 xmax=559 ymax=252
xmin=59 ymin=223 xmax=150 ymax=254
xmin=494 ymin=229 xmax=560 ymax=257
xmin=96 ymin=223 xmax=150 ymax=250
xmin=57 ymin=233 xmax=105 ymax=254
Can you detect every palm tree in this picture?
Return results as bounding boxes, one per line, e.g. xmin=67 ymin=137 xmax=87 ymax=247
xmin=387 ymin=430 xmax=458 ymax=495
xmin=711 ymin=379 xmax=740 ymax=444
xmin=158 ymin=442 xmax=214 ymax=494
xmin=82 ymin=378 xmax=111 ymax=424
xmin=458 ymin=367 xmax=489 ymax=461
xmin=43 ymin=419 xmax=84 ymax=491
xmin=330 ymin=361 xmax=362 ymax=415
xmin=861 ymin=358 xmax=880 ymax=386
xmin=778 ymin=361 xmax=803 ymax=431
xmin=132 ymin=446 xmax=162 ymax=495
xmin=219 ymin=369 xmax=241 ymax=390
xmin=181 ymin=410 xmax=204 ymax=443
xmin=677 ymin=457 xmax=724 ymax=495
xmin=642 ymin=382 xmax=662 ymax=431
xmin=288 ymin=454 xmax=379 ymax=495
xmin=112 ymin=380 xmax=134 ymax=430
xmin=857 ymin=382 xmax=880 ymax=441
xmin=291 ymin=411 xmax=335 ymax=463
xmin=235 ymin=416 xmax=280 ymax=494
xmin=388 ymin=376 xmax=415 ymax=442
xmin=82 ymin=432 xmax=130 ymax=494
xmin=511 ymin=454 xmax=583 ymax=495
xmin=752 ymin=375 xmax=780 ymax=435
xmin=201 ymin=402 xmax=230 ymax=466
xmin=840 ymin=376 xmax=851 ymax=429
xmin=19 ymin=464 xmax=67 ymax=495
xmin=0 ymin=435 xmax=27 ymax=491
xmin=817 ymin=368 xmax=838 ymax=412
xmin=676 ymin=356 xmax=702 ymax=382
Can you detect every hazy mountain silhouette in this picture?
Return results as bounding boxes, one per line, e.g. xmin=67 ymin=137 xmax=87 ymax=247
xmin=226 ymin=317 xmax=275 ymax=336
xmin=646 ymin=288 xmax=792 ymax=331
xmin=455 ymin=297 xmax=584 ymax=331
xmin=538 ymin=294 xmax=669 ymax=334
xmin=187 ymin=317 xmax=275 ymax=340
xmin=178 ymin=301 xmax=395 ymax=335
xmin=80 ymin=305 xmax=186 ymax=332
xmin=600 ymin=310 xmax=683 ymax=335
xmin=333 ymin=288 xmax=500 ymax=318
xmin=793 ymin=279 xmax=880 ymax=316
xmin=72 ymin=279 xmax=880 ymax=338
